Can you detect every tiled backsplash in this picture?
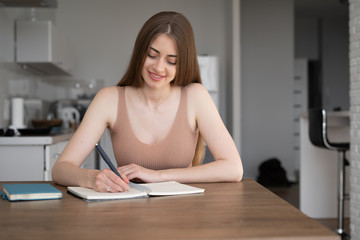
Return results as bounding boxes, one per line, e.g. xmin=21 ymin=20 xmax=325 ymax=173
xmin=0 ymin=66 xmax=35 ymax=128
xmin=0 ymin=66 xmax=41 ymax=128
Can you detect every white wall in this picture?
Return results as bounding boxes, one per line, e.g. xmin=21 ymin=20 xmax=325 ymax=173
xmin=241 ymin=0 xmax=295 ymax=180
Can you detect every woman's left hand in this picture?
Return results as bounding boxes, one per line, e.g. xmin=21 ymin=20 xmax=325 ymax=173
xmin=117 ymin=163 xmax=162 ymax=183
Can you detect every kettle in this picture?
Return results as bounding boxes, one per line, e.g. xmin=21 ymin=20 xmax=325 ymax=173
xmin=60 ymin=107 xmax=80 ymax=129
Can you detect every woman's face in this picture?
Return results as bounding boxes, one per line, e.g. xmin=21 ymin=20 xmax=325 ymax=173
xmin=142 ymin=34 xmax=177 ymax=90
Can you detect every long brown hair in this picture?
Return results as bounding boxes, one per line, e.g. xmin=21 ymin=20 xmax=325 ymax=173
xmin=117 ymin=11 xmax=204 ymax=165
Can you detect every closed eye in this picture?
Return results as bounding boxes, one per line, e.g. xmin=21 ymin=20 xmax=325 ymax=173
xmin=147 ymin=53 xmax=157 ymax=59
xmin=167 ymin=59 xmax=176 ymax=65
xmin=148 ymin=47 xmax=177 ymax=65
xmin=147 ymin=53 xmax=177 ymax=65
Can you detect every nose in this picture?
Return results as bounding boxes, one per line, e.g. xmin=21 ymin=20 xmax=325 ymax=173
xmin=154 ymin=58 xmax=166 ymax=72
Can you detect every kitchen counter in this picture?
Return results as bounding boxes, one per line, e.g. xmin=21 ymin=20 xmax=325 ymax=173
xmin=0 ymin=132 xmax=73 ymax=145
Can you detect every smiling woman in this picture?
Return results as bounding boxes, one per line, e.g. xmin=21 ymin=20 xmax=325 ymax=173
xmin=51 ymin=11 xmax=243 ymax=193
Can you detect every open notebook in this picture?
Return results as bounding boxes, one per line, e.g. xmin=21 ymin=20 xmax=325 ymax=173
xmin=67 ymin=181 xmax=205 ymax=201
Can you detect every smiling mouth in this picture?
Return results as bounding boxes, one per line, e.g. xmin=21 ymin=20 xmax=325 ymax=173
xmin=148 ymin=71 xmax=164 ymax=80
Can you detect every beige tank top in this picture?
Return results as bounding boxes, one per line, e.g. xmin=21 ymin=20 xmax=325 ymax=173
xmin=110 ymin=86 xmax=198 ymax=170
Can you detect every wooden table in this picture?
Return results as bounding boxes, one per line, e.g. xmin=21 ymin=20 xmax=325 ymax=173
xmin=0 ymin=179 xmax=339 ymax=239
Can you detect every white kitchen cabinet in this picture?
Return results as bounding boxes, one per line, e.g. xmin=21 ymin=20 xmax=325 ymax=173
xmin=0 ymin=145 xmax=45 ymax=181
xmin=0 ymin=133 xmax=97 ymax=181
xmin=44 ymin=141 xmax=68 ymax=181
xmin=292 ymin=58 xmax=308 ymax=176
xmin=44 ymin=141 xmax=97 ymax=180
xmin=0 ymin=141 xmax=69 ymax=181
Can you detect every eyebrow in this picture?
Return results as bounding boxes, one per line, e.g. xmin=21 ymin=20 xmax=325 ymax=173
xmin=150 ymin=47 xmax=177 ymax=58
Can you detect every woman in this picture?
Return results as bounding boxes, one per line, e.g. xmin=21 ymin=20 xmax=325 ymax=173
xmin=52 ymin=11 xmax=243 ymax=192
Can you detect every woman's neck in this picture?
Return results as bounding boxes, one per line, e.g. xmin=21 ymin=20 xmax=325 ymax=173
xmin=138 ymin=85 xmax=172 ymax=112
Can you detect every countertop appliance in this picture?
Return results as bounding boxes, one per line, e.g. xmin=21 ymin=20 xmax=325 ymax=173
xmin=50 ymin=99 xmax=91 ymax=131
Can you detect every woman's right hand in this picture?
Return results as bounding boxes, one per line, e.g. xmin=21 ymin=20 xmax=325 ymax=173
xmin=91 ymin=168 xmax=130 ymax=192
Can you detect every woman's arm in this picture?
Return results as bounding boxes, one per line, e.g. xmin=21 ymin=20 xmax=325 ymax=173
xmin=52 ymin=87 xmax=129 ymax=191
xmin=118 ymin=83 xmax=243 ymax=183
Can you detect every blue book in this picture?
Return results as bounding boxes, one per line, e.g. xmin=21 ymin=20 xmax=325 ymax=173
xmin=1 ymin=183 xmax=63 ymax=201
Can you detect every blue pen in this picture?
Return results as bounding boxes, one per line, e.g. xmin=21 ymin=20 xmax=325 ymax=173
xmin=95 ymin=143 xmax=151 ymax=193
xmin=95 ymin=143 xmax=122 ymax=179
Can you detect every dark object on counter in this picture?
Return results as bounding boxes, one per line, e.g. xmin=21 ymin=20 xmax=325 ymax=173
xmin=257 ymin=158 xmax=290 ymax=187
xmin=31 ymin=119 xmax=62 ymax=128
xmin=18 ymin=128 xmax=52 ymax=136
xmin=0 ymin=128 xmax=4 ymax=136
xmin=4 ymin=129 xmax=15 ymax=136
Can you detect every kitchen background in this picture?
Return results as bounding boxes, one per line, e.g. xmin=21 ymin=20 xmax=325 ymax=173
xmin=0 ymin=0 xmax=349 ymax=181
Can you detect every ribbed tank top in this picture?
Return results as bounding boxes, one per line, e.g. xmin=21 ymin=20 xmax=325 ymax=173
xmin=110 ymin=86 xmax=198 ymax=170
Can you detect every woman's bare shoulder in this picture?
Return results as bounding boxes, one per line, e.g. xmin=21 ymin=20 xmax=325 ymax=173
xmin=92 ymin=86 xmax=121 ymax=104
xmin=186 ymin=83 xmax=212 ymax=103
xmin=96 ymin=86 xmax=120 ymax=97
xmin=187 ymin=82 xmax=206 ymax=91
xmin=84 ymin=86 xmax=121 ymax=126
xmin=186 ymin=83 xmax=208 ymax=97
xmin=87 ymin=86 xmax=120 ymax=116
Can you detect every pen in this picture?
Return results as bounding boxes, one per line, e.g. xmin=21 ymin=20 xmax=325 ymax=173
xmin=95 ymin=143 xmax=151 ymax=193
xmin=95 ymin=143 xmax=122 ymax=179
